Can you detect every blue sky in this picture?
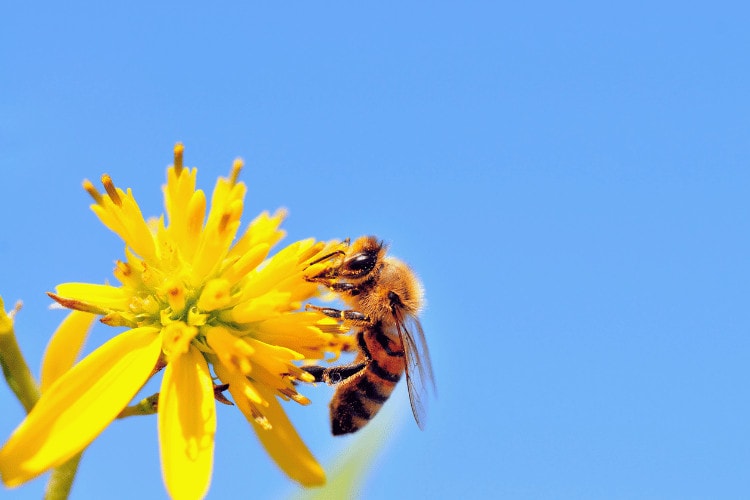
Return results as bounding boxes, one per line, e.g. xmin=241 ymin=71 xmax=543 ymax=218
xmin=2 ymin=2 xmax=749 ymax=499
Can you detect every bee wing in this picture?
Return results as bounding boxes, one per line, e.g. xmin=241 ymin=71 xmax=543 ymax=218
xmin=393 ymin=308 xmax=436 ymax=430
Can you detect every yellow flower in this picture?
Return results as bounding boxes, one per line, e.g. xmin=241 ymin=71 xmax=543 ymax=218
xmin=0 ymin=145 xmax=349 ymax=499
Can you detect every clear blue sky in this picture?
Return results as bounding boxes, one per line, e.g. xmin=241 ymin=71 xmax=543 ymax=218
xmin=2 ymin=2 xmax=749 ymax=499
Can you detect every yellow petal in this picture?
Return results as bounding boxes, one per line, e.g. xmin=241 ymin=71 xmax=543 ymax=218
xmin=196 ymin=279 xmax=232 ymax=311
xmin=189 ymin=177 xmax=246 ymax=283
xmin=230 ymin=291 xmax=290 ymax=323
xmin=252 ymin=312 xmax=342 ymax=359
xmin=158 ymin=346 xmax=215 ymax=500
xmin=242 ymin=240 xmax=310 ymax=299
xmin=163 ymin=164 xmax=200 ymax=258
xmin=40 ymin=311 xmax=97 ymax=392
xmin=0 ymin=327 xmax=161 ymax=487
xmin=214 ymin=363 xmax=326 ymax=486
xmin=222 ymin=242 xmax=270 ymax=286
xmin=204 ymin=326 xmax=255 ymax=375
xmin=52 ymin=283 xmax=131 ymax=312
xmin=214 ymin=361 xmax=266 ymax=409
xmin=90 ymin=183 xmax=158 ymax=263
xmin=251 ymin=384 xmax=325 ymax=487
xmin=227 ymin=208 xmax=286 ymax=261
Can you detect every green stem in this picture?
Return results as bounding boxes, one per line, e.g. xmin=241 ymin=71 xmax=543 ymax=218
xmin=0 ymin=299 xmax=40 ymax=412
xmin=117 ymin=392 xmax=160 ymax=418
xmin=44 ymin=452 xmax=83 ymax=500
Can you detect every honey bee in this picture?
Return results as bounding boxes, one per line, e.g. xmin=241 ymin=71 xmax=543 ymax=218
xmin=303 ymin=236 xmax=435 ymax=435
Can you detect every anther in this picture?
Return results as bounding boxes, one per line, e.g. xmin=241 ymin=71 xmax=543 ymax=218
xmin=101 ymin=174 xmax=122 ymax=206
xmin=218 ymin=213 xmax=229 ymax=234
xmin=249 ymin=405 xmax=272 ymax=430
xmin=279 ymin=387 xmax=310 ymax=405
xmin=8 ymin=301 xmax=22 ymax=320
xmin=229 ymin=158 xmax=243 ymax=185
xmin=115 ymin=260 xmax=132 ymax=277
xmin=213 ymin=384 xmax=234 ymax=406
xmin=82 ymin=179 xmax=103 ymax=204
xmin=173 ymin=142 xmax=184 ymax=174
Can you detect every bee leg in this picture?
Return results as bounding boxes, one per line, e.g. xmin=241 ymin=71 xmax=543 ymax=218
xmin=304 ymin=275 xmax=336 ymax=285
xmin=305 ymin=248 xmax=347 ymax=270
xmin=304 ymin=277 xmax=360 ymax=294
xmin=303 ymin=362 xmax=367 ymax=385
xmin=327 ymin=282 xmax=359 ymax=294
xmin=304 ymin=276 xmax=359 ymax=293
xmin=306 ymin=280 xmax=365 ymax=301
xmin=305 ymin=304 xmax=371 ymax=325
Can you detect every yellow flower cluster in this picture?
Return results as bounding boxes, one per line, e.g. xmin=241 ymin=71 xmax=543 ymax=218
xmin=0 ymin=145 xmax=351 ymax=499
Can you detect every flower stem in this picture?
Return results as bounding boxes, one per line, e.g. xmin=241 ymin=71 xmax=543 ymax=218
xmin=0 ymin=299 xmax=40 ymax=412
xmin=117 ymin=392 xmax=160 ymax=418
xmin=44 ymin=452 xmax=83 ymax=500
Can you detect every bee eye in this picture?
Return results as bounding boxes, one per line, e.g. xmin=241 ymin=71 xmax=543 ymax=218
xmin=345 ymin=252 xmax=377 ymax=276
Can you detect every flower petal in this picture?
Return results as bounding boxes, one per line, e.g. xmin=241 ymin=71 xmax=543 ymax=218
xmin=227 ymin=208 xmax=286 ymax=261
xmin=40 ymin=310 xmax=97 ymax=392
xmin=217 ymin=361 xmax=323 ymax=484
xmin=250 ymin=383 xmax=325 ymax=487
xmin=158 ymin=346 xmax=215 ymax=500
xmin=0 ymin=327 xmax=161 ymax=487
xmin=252 ymin=312 xmax=346 ymax=359
xmin=90 ymin=182 xmax=158 ymax=263
xmin=51 ymin=283 xmax=131 ymax=312
xmin=204 ymin=326 xmax=255 ymax=375
xmin=163 ymin=162 xmax=201 ymax=259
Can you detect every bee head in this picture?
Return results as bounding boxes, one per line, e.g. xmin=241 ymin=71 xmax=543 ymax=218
xmin=340 ymin=236 xmax=386 ymax=279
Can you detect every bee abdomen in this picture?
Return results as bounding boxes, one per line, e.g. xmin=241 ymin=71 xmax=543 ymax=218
xmin=357 ymin=373 xmax=391 ymax=403
xmin=330 ymin=368 xmax=398 ymax=435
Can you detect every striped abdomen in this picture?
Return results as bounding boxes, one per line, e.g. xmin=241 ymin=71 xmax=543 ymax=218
xmin=329 ymin=324 xmax=405 ymax=435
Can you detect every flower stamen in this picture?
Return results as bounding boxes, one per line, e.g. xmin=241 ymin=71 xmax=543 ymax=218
xmin=279 ymin=388 xmax=311 ymax=405
xmin=250 ymin=406 xmax=272 ymax=430
xmin=101 ymin=174 xmax=122 ymax=206
xmin=82 ymin=179 xmax=103 ymax=204
xmin=219 ymin=212 xmax=232 ymax=234
xmin=229 ymin=158 xmax=243 ymax=186
xmin=173 ymin=143 xmax=184 ymax=175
